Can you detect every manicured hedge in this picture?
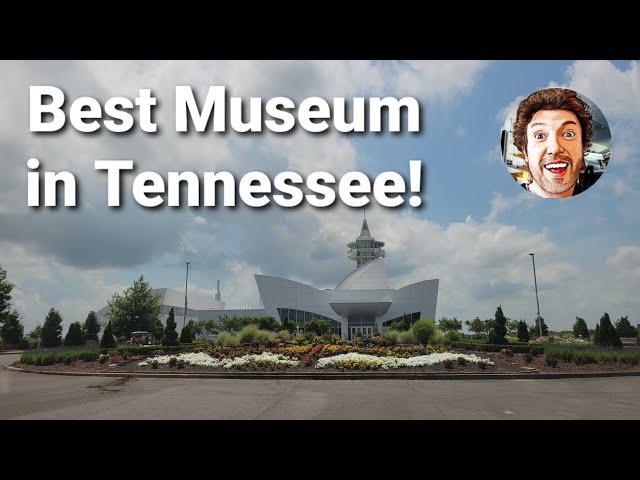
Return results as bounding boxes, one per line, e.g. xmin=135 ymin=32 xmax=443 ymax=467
xmin=20 ymin=349 xmax=100 ymax=366
xmin=100 ymin=344 xmax=198 ymax=356
xmin=545 ymin=345 xmax=640 ymax=365
xmin=450 ymin=342 xmax=544 ymax=355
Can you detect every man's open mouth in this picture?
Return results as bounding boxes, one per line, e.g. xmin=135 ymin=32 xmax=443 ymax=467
xmin=543 ymin=161 xmax=569 ymax=175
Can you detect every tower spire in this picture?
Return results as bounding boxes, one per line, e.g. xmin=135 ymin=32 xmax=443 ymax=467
xmin=347 ymin=214 xmax=385 ymax=268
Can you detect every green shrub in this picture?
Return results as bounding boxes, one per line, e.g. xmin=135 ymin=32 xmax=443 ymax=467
xmin=451 ymin=342 xmax=543 ymax=355
xmin=276 ymin=330 xmax=291 ymax=343
xmin=303 ymin=330 xmax=317 ymax=343
xmin=412 ymin=320 xmax=437 ymax=345
xmin=524 ymin=353 xmax=533 ymax=363
xmin=64 ymin=322 xmax=85 ymax=347
xmin=383 ymin=330 xmax=399 ymax=345
xmin=162 ymin=308 xmax=179 ymax=346
xmin=179 ymin=320 xmax=194 ymax=344
xmin=238 ymin=324 xmax=259 ymax=344
xmin=398 ymin=330 xmax=416 ymax=344
xmin=457 ymin=356 xmax=468 ymax=366
xmin=443 ymin=330 xmax=462 ymax=344
xmin=545 ymin=356 xmax=558 ymax=368
xmin=443 ymin=359 xmax=454 ymax=369
xmin=254 ymin=329 xmax=274 ymax=345
xmin=100 ymin=321 xmax=117 ymax=348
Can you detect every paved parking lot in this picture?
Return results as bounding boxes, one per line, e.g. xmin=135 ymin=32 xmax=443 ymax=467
xmin=2 ymin=353 xmax=640 ymax=419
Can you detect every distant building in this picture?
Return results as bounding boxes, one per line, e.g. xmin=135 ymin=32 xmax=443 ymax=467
xmin=97 ymin=216 xmax=439 ymax=340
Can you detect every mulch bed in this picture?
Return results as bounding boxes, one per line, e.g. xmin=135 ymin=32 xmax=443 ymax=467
xmin=13 ymin=352 xmax=640 ymax=375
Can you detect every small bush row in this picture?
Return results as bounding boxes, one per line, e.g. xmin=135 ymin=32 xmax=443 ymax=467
xmin=20 ymin=349 xmax=100 ymax=366
xmin=544 ymin=346 xmax=640 ymax=365
xmin=450 ymin=342 xmax=544 ymax=355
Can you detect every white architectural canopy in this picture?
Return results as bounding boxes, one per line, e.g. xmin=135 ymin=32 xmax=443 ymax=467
xmin=255 ymin=216 xmax=438 ymax=340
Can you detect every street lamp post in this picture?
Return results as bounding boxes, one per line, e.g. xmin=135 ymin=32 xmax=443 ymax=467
xmin=183 ymin=262 xmax=190 ymax=330
xmin=529 ymin=253 xmax=542 ymax=337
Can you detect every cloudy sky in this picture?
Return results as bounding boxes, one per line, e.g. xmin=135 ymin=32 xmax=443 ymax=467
xmin=1 ymin=60 xmax=639 ymax=333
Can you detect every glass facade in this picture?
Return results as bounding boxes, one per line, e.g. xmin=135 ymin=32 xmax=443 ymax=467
xmin=277 ymin=308 xmax=339 ymax=328
xmin=382 ymin=312 xmax=421 ymax=328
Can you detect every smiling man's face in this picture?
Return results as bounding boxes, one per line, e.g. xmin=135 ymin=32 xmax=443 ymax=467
xmin=525 ymin=109 xmax=584 ymax=198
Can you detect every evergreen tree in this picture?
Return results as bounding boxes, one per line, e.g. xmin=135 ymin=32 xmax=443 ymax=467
xmin=179 ymin=319 xmax=194 ymax=344
xmin=614 ymin=316 xmax=637 ymax=338
xmin=593 ymin=323 xmax=600 ymax=344
xmin=491 ymin=305 xmax=508 ymax=344
xmin=534 ymin=316 xmax=549 ymax=337
xmin=597 ymin=312 xmax=622 ymax=348
xmin=64 ymin=322 xmax=85 ymax=347
xmin=516 ymin=320 xmax=530 ymax=342
xmin=83 ymin=311 xmax=101 ymax=341
xmin=107 ymin=275 xmax=162 ymax=337
xmin=27 ymin=324 xmax=42 ymax=340
xmin=0 ymin=265 xmax=13 ymax=324
xmin=162 ymin=308 xmax=179 ymax=346
xmin=41 ymin=308 xmax=63 ymax=348
xmin=0 ymin=310 xmax=24 ymax=346
xmin=100 ymin=320 xmax=116 ymax=348
xmin=573 ymin=317 xmax=590 ymax=339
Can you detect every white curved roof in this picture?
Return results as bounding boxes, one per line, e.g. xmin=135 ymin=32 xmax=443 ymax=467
xmin=335 ymin=257 xmax=391 ymax=290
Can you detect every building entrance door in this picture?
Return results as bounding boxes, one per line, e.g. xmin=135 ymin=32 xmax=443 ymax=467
xmin=350 ymin=326 xmax=373 ymax=340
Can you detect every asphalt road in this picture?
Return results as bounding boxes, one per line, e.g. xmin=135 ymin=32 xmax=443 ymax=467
xmin=2 ymin=353 xmax=640 ymax=419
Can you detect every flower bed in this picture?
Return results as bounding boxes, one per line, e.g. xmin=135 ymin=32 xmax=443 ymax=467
xmin=315 ymin=352 xmax=493 ymax=370
xmin=320 ymin=344 xmax=448 ymax=358
xmin=138 ymin=351 xmax=299 ymax=369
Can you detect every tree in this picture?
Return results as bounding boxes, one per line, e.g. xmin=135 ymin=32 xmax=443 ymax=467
xmin=100 ymin=320 xmax=116 ymax=348
xmin=179 ymin=319 xmax=195 ymax=344
xmin=162 ymin=308 xmax=179 ymax=346
xmin=28 ymin=324 xmax=42 ymax=340
xmin=41 ymin=308 xmax=63 ymax=348
xmin=507 ymin=319 xmax=519 ymax=336
xmin=593 ymin=323 xmax=600 ymax=344
xmin=150 ymin=317 xmax=164 ymax=342
xmin=107 ymin=275 xmax=162 ymax=338
xmin=533 ymin=316 xmax=549 ymax=337
xmin=597 ymin=312 xmax=622 ymax=348
xmin=465 ymin=317 xmax=486 ymax=338
xmin=438 ymin=316 xmax=462 ymax=332
xmin=490 ymin=305 xmax=508 ymax=345
xmin=573 ymin=317 xmax=590 ymax=339
xmin=194 ymin=319 xmax=218 ymax=340
xmin=412 ymin=319 xmax=437 ymax=344
xmin=83 ymin=311 xmax=101 ymax=341
xmin=516 ymin=320 xmax=530 ymax=342
xmin=0 ymin=310 xmax=24 ymax=346
xmin=0 ymin=265 xmax=14 ymax=324
xmin=614 ymin=316 xmax=637 ymax=338
xmin=64 ymin=322 xmax=85 ymax=347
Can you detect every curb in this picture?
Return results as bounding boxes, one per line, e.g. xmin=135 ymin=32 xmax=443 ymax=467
xmin=6 ymin=364 xmax=640 ymax=381
xmin=0 ymin=351 xmax=24 ymax=356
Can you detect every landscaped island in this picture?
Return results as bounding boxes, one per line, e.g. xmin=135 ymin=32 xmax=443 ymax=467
xmin=14 ymin=335 xmax=640 ymax=376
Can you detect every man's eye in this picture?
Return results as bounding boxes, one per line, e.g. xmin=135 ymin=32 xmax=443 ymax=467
xmin=564 ymin=130 xmax=576 ymax=138
xmin=534 ymin=132 xmax=546 ymax=140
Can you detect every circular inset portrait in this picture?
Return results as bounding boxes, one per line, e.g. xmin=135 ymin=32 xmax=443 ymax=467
xmin=500 ymin=88 xmax=611 ymax=198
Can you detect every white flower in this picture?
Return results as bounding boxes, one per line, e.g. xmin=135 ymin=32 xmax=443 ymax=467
xmin=138 ymin=361 xmax=148 ymax=367
xmin=143 ymin=351 xmax=299 ymax=369
xmin=315 ymin=352 xmax=493 ymax=369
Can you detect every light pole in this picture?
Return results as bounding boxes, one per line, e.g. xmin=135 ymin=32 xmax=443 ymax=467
xmin=529 ymin=253 xmax=542 ymax=337
xmin=183 ymin=262 xmax=190 ymax=330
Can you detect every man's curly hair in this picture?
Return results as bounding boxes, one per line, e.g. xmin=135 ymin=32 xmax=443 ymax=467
xmin=513 ymin=88 xmax=593 ymax=155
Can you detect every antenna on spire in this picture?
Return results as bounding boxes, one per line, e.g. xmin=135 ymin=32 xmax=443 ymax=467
xmin=363 ymin=206 xmax=366 ymax=221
